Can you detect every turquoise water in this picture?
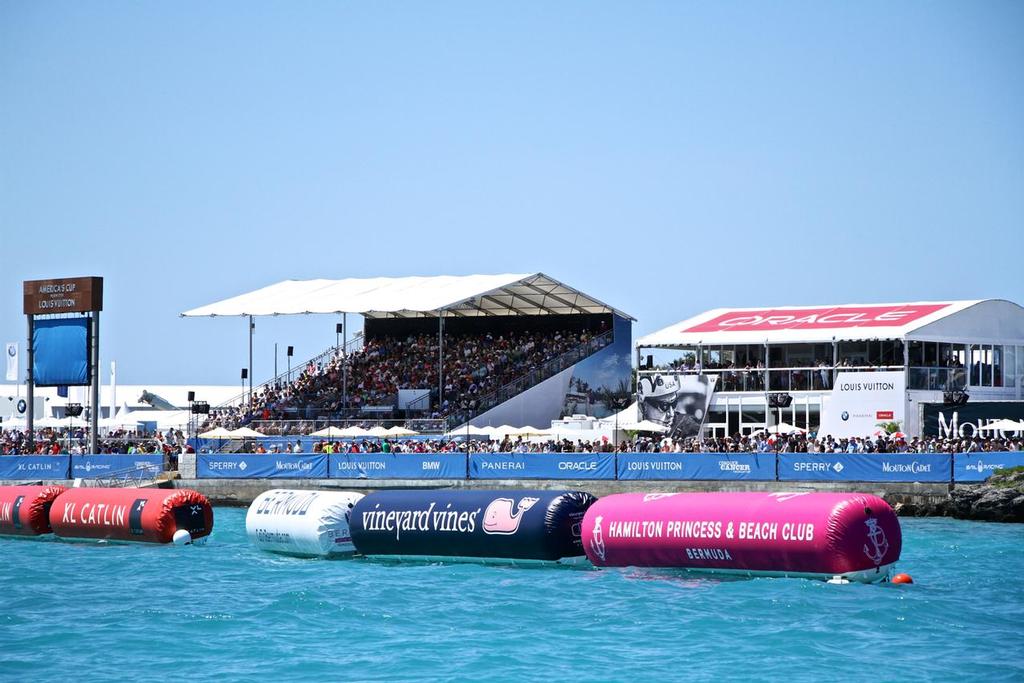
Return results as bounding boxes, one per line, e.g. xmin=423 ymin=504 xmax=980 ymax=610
xmin=1 ymin=510 xmax=1021 ymax=682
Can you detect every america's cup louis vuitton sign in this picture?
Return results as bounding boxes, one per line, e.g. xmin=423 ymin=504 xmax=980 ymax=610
xmin=23 ymin=277 xmax=103 ymax=315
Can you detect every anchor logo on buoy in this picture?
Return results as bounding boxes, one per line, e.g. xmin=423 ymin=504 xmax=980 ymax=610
xmin=590 ymin=515 xmax=606 ymax=562
xmin=863 ymin=518 xmax=889 ymax=565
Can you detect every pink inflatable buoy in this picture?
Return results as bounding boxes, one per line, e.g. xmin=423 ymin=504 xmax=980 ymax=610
xmin=582 ymin=492 xmax=902 ymax=583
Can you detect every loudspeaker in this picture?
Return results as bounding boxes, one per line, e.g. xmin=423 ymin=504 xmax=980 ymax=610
xmin=646 ymin=355 xmax=654 ymax=370
xmin=191 ymin=401 xmax=210 ymax=415
xmin=287 ymin=346 xmax=294 ymax=357
xmin=65 ymin=403 xmax=84 ymax=417
xmin=336 ymin=323 xmax=343 ymax=334
xmin=241 ymin=368 xmax=248 ymax=380
xmin=187 ymin=391 xmax=195 ymax=402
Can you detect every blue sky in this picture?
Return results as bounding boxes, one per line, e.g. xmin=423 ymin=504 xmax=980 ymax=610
xmin=1 ymin=1 xmax=1021 ymax=386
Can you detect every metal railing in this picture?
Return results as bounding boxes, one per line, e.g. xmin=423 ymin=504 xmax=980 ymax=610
xmin=83 ymin=463 xmax=164 ymax=488
xmin=244 ymin=418 xmax=448 ymax=437
xmin=216 ymin=332 xmax=365 ymax=409
xmin=638 ymin=364 xmax=905 ymax=392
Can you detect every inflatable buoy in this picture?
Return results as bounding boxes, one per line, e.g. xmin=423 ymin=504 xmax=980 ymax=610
xmin=891 ymin=573 xmax=914 ymax=584
xmin=349 ymin=489 xmax=596 ymax=563
xmin=582 ymin=492 xmax=902 ymax=583
xmin=49 ymin=488 xmax=213 ymax=544
xmin=0 ymin=485 xmax=67 ymax=536
xmin=246 ymin=489 xmax=364 ymax=558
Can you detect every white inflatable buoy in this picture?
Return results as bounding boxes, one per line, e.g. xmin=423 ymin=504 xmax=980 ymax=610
xmin=246 ymin=489 xmax=364 ymax=558
xmin=173 ymin=529 xmax=193 ymax=546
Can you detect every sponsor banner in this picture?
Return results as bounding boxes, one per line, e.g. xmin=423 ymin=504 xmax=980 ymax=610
xmin=71 ymin=455 xmax=164 ymax=479
xmin=329 ymin=453 xmax=465 ymax=479
xmin=0 ymin=456 xmax=70 ymax=480
xmin=953 ymin=452 xmax=1024 ymax=483
xmin=779 ymin=453 xmax=950 ymax=482
xmin=5 ymin=342 xmax=17 ymax=382
xmin=469 ymin=453 xmax=615 ymax=480
xmin=198 ymin=454 xmax=327 ymax=479
xmin=637 ymin=373 xmax=717 ymax=440
xmin=349 ymin=489 xmax=595 ymax=561
xmin=921 ymin=402 xmax=1024 ymax=438
xmin=818 ymin=370 xmax=905 ymax=439
xmin=616 ymin=453 xmax=775 ymax=481
xmin=684 ymin=304 xmax=949 ymax=333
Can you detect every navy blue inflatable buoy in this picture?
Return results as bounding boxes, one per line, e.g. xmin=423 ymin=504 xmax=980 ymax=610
xmin=349 ymin=489 xmax=596 ymax=563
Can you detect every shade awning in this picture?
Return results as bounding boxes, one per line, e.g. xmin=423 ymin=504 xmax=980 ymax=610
xmin=636 ymin=301 xmax=986 ymax=347
xmin=180 ymin=273 xmax=633 ymax=320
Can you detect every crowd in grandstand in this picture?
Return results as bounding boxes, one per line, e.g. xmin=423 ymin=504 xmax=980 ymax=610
xmin=201 ymin=328 xmax=603 ymax=431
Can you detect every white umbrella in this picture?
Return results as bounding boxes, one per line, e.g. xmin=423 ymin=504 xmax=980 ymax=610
xmin=102 ymin=402 xmax=132 ymax=428
xmin=774 ymin=422 xmax=806 ymax=435
xmin=385 ymin=425 xmax=418 ymax=437
xmin=448 ymin=425 xmax=493 ymax=437
xmin=311 ymin=426 xmax=348 ymax=438
xmin=199 ymin=427 xmax=235 ymax=439
xmin=229 ymin=427 xmax=265 ymax=438
xmin=366 ymin=425 xmax=392 ymax=438
xmin=339 ymin=425 xmax=370 ymax=437
xmin=616 ymin=419 xmax=670 ymax=433
xmin=1 ymin=416 xmax=27 ymax=430
xmin=757 ymin=422 xmax=806 ymax=436
xmin=37 ymin=416 xmax=74 ymax=429
xmin=508 ymin=425 xmax=547 ymax=437
xmin=977 ymin=419 xmax=1024 ymax=432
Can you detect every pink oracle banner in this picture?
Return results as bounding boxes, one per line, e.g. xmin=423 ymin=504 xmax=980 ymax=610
xmin=582 ymin=492 xmax=901 ymax=581
xmin=683 ymin=304 xmax=949 ymax=333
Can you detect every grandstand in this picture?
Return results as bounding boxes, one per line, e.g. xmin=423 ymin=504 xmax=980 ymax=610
xmin=182 ymin=273 xmax=633 ymax=433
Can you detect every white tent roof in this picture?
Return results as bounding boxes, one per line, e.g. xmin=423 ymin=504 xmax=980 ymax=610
xmin=180 ymin=273 xmax=633 ymax=320
xmin=637 ymin=300 xmax=1024 ymax=347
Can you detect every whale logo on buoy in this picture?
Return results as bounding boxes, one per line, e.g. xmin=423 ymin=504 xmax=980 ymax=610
xmin=863 ymin=518 xmax=889 ymax=565
xmin=482 ymin=496 xmax=539 ymax=535
xmin=590 ymin=515 xmax=606 ymax=562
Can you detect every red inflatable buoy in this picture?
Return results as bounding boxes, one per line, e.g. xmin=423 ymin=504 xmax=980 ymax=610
xmin=49 ymin=488 xmax=213 ymax=544
xmin=0 ymin=485 xmax=68 ymax=536
xmin=891 ymin=573 xmax=914 ymax=584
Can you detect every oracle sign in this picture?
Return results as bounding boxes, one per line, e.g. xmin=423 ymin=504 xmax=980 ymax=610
xmin=683 ymin=304 xmax=949 ymax=333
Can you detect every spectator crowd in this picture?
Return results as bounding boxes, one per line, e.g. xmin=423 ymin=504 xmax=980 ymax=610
xmin=202 ymin=328 xmax=604 ymax=431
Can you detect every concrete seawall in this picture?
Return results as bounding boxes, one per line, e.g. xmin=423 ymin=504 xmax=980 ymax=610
xmin=174 ymin=477 xmax=951 ymax=513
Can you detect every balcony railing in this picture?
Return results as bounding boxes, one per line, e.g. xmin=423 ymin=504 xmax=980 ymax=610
xmin=638 ymin=364 xmax=906 ymax=392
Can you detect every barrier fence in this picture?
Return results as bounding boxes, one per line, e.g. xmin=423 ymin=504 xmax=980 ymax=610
xmin=2 ymin=452 xmax=1023 ymax=483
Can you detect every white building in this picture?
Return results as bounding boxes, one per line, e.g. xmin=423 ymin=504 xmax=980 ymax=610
xmin=636 ymin=300 xmax=1024 ymax=438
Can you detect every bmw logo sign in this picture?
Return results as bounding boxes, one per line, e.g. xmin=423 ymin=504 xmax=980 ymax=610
xmin=16 ymin=399 xmax=27 ymax=415
xmin=841 ymin=411 xmax=849 ymax=421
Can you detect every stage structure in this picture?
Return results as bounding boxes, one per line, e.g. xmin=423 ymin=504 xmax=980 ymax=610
xmin=182 ymin=273 xmax=633 ymax=428
xmin=23 ymin=277 xmax=103 ymax=452
xmin=637 ymin=299 xmax=1024 ymax=439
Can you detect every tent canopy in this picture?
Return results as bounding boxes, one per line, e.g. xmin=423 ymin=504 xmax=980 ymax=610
xmin=635 ymin=300 xmax=1024 ymax=348
xmin=180 ymin=273 xmax=633 ymax=320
